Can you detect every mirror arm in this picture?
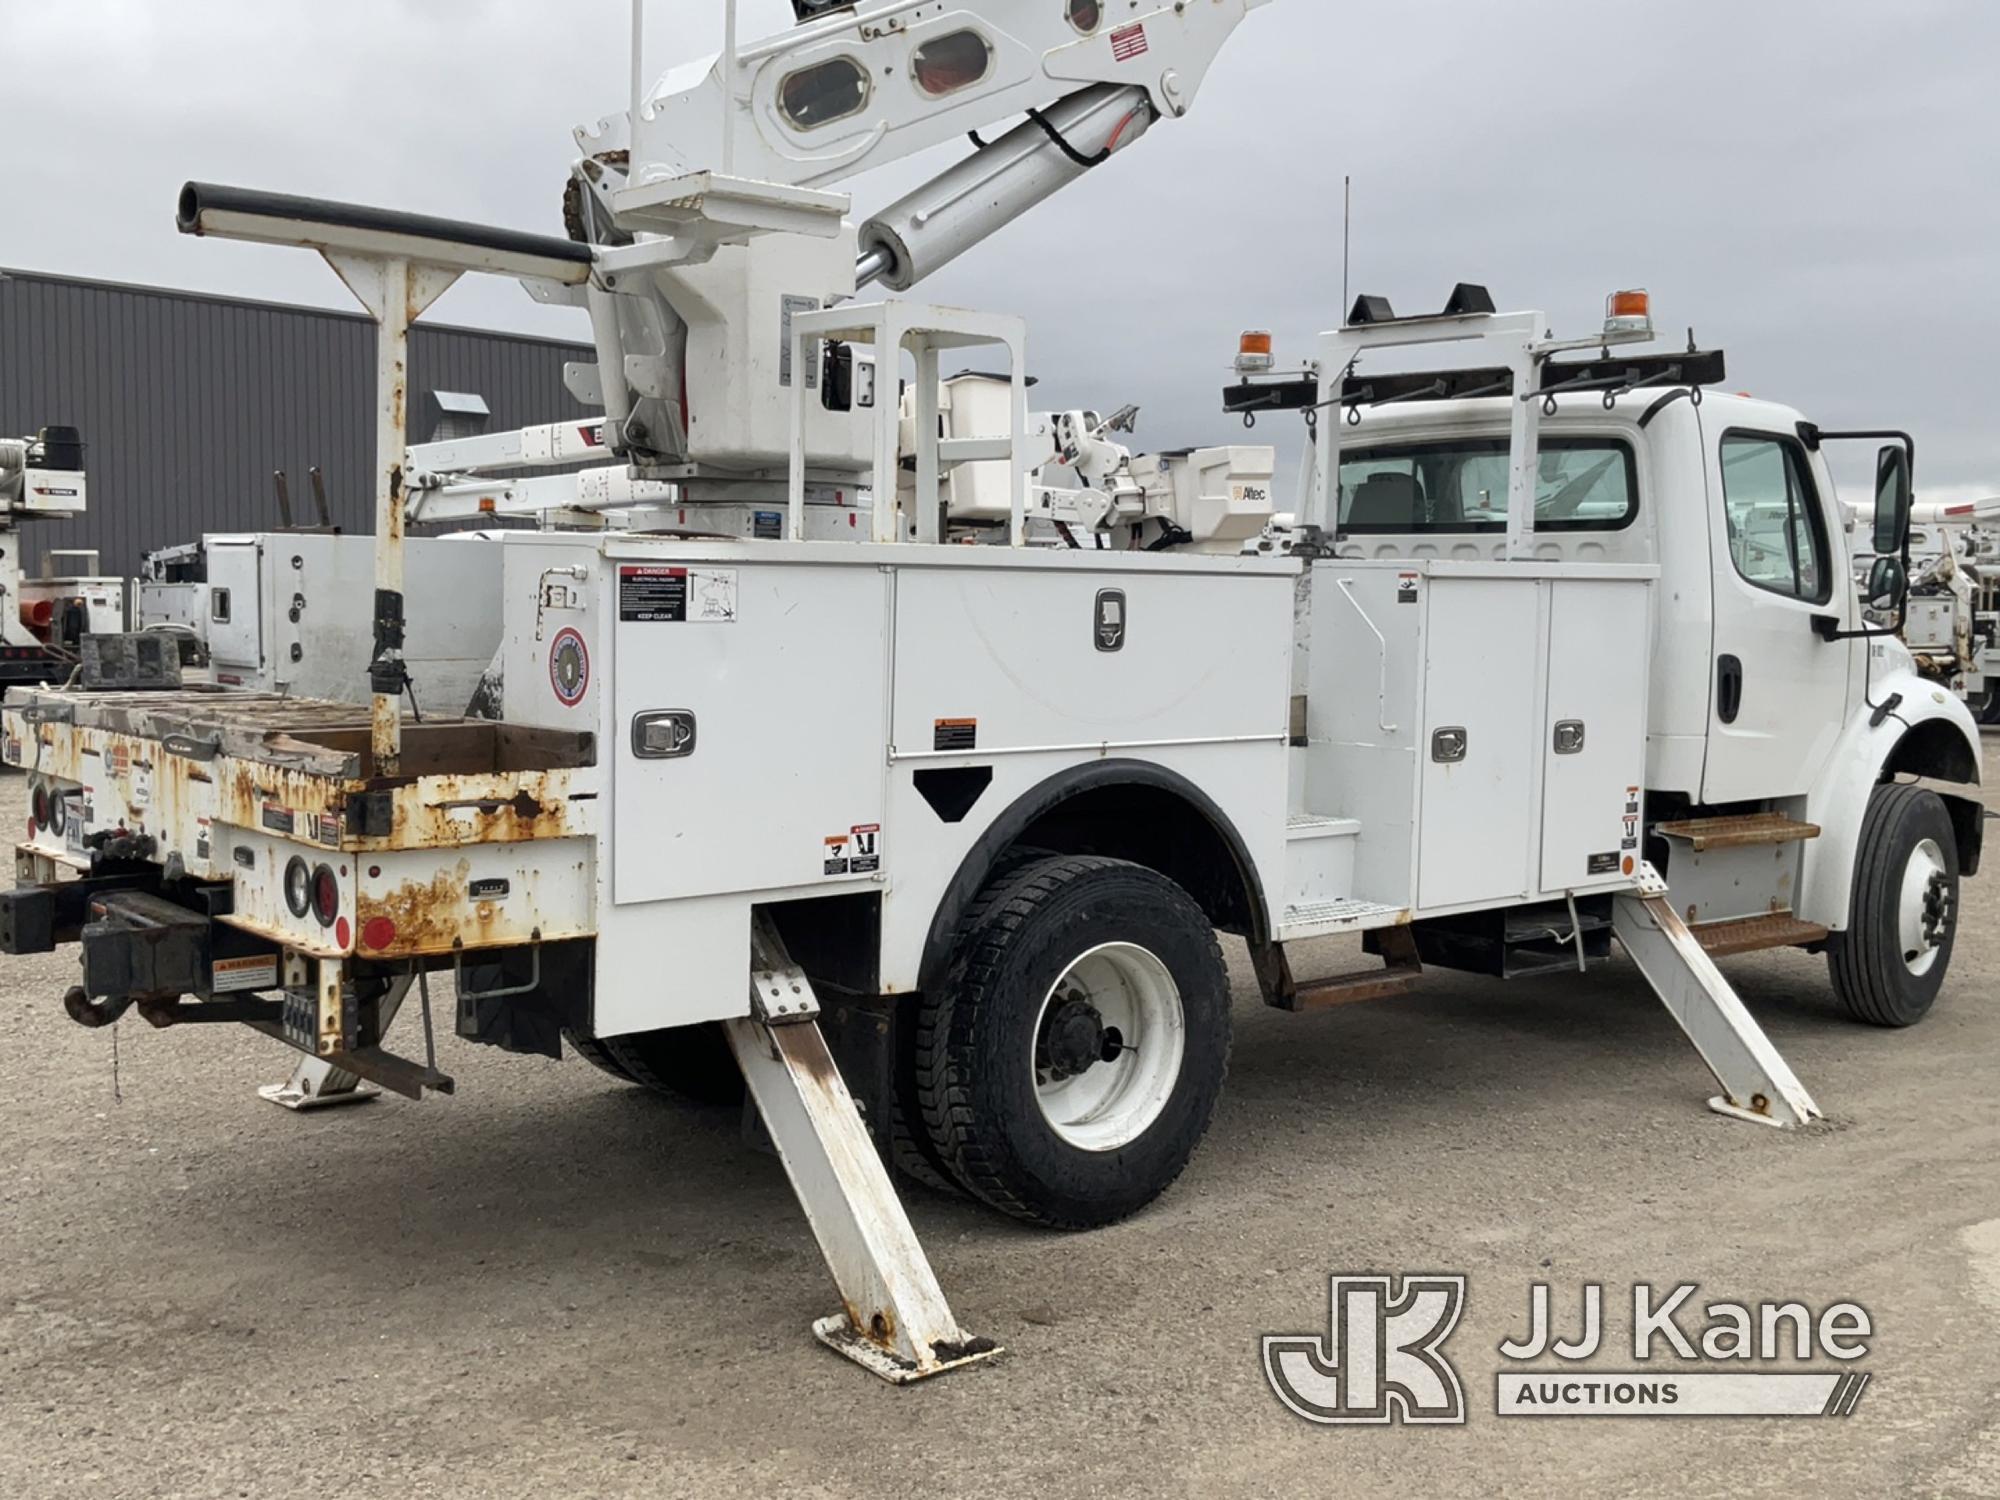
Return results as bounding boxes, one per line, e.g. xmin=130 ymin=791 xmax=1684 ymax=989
xmin=1814 ymin=614 xmax=1903 ymax=643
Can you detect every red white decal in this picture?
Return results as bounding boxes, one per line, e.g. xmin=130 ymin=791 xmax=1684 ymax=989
xmin=549 ymin=627 xmax=590 ymax=706
xmin=1110 ymin=23 xmax=1148 ymax=62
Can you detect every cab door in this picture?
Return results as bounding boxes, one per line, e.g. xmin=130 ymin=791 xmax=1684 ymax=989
xmin=1700 ymin=418 xmax=1853 ymax=803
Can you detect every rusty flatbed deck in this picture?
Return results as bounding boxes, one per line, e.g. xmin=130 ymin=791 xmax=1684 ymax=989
xmin=3 ymin=686 xmax=601 ymax=960
xmin=7 ymin=686 xmax=592 ymax=781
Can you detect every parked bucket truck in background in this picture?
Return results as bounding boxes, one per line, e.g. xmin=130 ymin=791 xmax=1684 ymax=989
xmin=0 ymin=426 xmax=125 ymax=687
xmin=0 ymin=0 xmax=1980 ymax=1387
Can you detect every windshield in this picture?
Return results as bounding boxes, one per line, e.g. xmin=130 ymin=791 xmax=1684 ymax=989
xmin=1338 ymin=436 xmax=1638 ymax=534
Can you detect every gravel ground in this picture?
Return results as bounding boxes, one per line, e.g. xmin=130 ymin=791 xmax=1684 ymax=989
xmin=1 ymin=766 xmax=1996 ymax=1499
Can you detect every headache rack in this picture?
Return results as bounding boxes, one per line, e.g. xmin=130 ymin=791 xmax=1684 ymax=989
xmin=1226 ymin=346 xmax=1728 ymax=428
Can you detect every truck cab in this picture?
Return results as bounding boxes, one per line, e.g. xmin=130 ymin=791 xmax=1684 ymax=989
xmin=1258 ymin=334 xmax=1982 ymax=1024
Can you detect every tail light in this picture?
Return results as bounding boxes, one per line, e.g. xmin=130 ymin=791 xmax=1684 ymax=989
xmin=310 ymin=863 xmax=339 ymax=928
xmin=28 ymin=782 xmax=48 ymax=832
xmin=283 ymin=856 xmax=312 ymax=918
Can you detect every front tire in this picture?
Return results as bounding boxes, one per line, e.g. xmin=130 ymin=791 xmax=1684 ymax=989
xmin=1828 ymin=783 xmax=1960 ymax=1027
xmin=913 ymin=856 xmax=1231 ymax=1230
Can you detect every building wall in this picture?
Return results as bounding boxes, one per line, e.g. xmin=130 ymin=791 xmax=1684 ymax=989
xmin=0 ymin=268 xmax=595 ymax=579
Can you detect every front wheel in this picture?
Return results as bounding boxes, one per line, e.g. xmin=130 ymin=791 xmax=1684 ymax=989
xmin=1828 ymin=783 xmax=1960 ymax=1027
xmin=913 ymin=856 xmax=1231 ymax=1230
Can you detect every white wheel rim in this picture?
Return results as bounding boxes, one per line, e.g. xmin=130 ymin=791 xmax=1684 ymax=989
xmin=1031 ymin=942 xmax=1186 ymax=1153
xmin=1895 ymin=836 xmax=1950 ymax=977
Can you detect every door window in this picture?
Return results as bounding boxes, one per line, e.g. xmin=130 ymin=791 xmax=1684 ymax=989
xmin=1719 ymin=434 xmax=1830 ymax=604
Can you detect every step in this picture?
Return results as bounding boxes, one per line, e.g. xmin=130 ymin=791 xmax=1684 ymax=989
xmin=1274 ymin=963 xmax=1421 ymax=1012
xmin=1655 ymin=813 xmax=1820 ymax=852
xmin=1269 ymin=928 xmax=1422 ymax=1013
xmin=1691 ymin=913 xmax=1831 ymax=958
xmin=1280 ymin=897 xmax=1409 ymax=936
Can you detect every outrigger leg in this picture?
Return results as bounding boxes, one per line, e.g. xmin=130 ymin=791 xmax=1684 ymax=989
xmin=1612 ymin=864 xmax=1824 ymax=1128
xmin=257 ymin=971 xmax=414 ymax=1111
xmin=722 ymin=913 xmax=999 ymax=1384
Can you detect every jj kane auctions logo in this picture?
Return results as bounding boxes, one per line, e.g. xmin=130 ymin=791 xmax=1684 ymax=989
xmin=1264 ymin=1277 xmax=1873 ymax=1423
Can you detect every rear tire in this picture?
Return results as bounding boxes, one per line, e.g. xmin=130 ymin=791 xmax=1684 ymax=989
xmin=913 ymin=856 xmax=1231 ymax=1230
xmin=1828 ymin=783 xmax=1960 ymax=1027
xmin=565 ymin=1029 xmax=636 ymax=1084
xmin=604 ymin=1022 xmax=747 ymax=1105
xmin=892 ymin=846 xmax=1058 ymax=1197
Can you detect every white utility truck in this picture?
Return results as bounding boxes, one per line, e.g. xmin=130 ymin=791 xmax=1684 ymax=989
xmin=0 ymin=426 xmax=125 ymax=685
xmin=0 ymin=0 xmax=1981 ymax=1385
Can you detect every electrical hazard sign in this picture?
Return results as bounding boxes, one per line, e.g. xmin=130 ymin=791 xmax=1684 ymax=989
xmin=619 ymin=566 xmax=739 ymax=623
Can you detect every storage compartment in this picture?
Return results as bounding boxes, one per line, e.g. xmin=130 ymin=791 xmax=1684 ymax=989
xmin=1300 ymin=559 xmax=1655 ymax=921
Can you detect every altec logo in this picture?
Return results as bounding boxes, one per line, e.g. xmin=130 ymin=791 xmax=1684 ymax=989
xmin=1263 ymin=1276 xmax=1468 ymax=1425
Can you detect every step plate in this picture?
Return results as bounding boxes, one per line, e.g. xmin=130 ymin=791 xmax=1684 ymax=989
xmin=1656 ymin=813 xmax=1821 ymax=852
xmin=1279 ymin=899 xmax=1410 ymax=939
xmin=1691 ymin=913 xmax=1831 ymax=958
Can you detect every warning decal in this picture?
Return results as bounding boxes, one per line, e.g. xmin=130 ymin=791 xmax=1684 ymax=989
xmin=619 ymin=566 xmax=739 ymax=623
xmin=1622 ymin=785 xmax=1642 ymax=851
xmin=1111 ymin=22 xmax=1148 ymax=61
xmin=934 ymin=718 xmax=978 ymax=752
xmin=824 ymin=835 xmax=851 ymax=878
xmin=850 ymin=824 xmax=881 ymax=875
xmin=212 ymin=954 xmax=278 ymax=995
xmin=1396 ymin=572 xmax=1420 ymax=604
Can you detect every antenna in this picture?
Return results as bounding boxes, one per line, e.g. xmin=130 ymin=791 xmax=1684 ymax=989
xmin=630 ymin=0 xmax=645 ymax=130
xmin=1341 ymin=174 xmax=1352 ymax=326
xmin=722 ymin=0 xmax=738 ymax=175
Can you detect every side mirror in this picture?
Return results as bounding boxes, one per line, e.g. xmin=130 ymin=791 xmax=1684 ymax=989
xmin=1872 ymin=444 xmax=1912 ymax=557
xmin=1866 ymin=553 xmax=1908 ymax=615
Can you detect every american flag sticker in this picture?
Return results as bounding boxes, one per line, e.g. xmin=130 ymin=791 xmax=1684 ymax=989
xmin=1110 ymin=22 xmax=1149 ymax=61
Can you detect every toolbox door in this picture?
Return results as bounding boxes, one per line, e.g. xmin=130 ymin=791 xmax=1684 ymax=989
xmin=202 ymin=540 xmax=264 ymax=678
xmin=612 ymin=561 xmax=890 ymax=904
xmin=1416 ymin=576 xmax=1539 ymax=910
xmin=1539 ymin=578 xmax=1651 ymax=892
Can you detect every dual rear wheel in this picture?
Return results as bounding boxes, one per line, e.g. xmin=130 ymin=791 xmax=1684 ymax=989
xmin=571 ymin=855 xmax=1233 ymax=1231
xmin=905 ymin=855 xmax=1232 ymax=1230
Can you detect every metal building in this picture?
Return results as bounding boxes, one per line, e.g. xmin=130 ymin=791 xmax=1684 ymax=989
xmin=0 ymin=268 xmax=594 ymax=578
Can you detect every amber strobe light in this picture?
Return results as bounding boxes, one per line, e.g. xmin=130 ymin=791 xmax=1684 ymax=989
xmin=1235 ymin=329 xmax=1275 ymax=374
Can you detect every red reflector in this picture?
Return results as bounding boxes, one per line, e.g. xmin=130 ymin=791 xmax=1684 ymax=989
xmin=335 ymin=916 xmax=351 ymax=949
xmin=361 ymin=916 xmax=397 ymax=951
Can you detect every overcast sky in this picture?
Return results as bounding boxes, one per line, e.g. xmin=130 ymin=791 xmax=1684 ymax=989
xmin=3 ymin=0 xmax=1996 ymax=501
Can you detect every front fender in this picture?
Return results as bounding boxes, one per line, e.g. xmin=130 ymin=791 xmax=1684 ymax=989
xmin=1799 ymin=660 xmax=1983 ymax=931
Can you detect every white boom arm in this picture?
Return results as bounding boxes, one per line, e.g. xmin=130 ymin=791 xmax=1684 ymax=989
xmin=576 ymin=0 xmax=1273 ymax=287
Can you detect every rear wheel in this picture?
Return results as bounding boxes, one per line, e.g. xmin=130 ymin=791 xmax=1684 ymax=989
xmin=565 ymin=1029 xmax=635 ymax=1084
xmin=604 ymin=1022 xmax=746 ymax=1105
xmin=913 ymin=856 xmax=1230 ymax=1230
xmin=1828 ymin=783 xmax=1960 ymax=1027
xmin=892 ymin=846 xmax=1056 ymax=1197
